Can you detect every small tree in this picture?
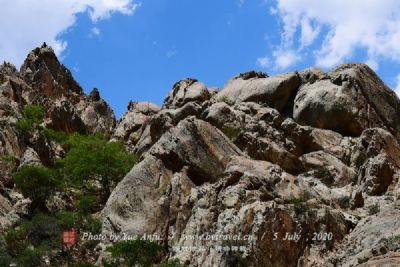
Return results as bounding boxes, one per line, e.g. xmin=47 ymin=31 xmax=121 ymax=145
xmin=61 ymin=133 xmax=137 ymax=198
xmin=14 ymin=165 xmax=61 ymax=211
xmin=16 ymin=105 xmax=45 ymax=134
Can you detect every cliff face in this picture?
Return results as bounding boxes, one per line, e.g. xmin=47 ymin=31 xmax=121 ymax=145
xmin=1 ymin=45 xmax=400 ymax=266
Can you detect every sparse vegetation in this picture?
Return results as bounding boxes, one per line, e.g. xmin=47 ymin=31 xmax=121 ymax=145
xmin=221 ymin=126 xmax=241 ymax=141
xmin=104 ymin=240 xmax=187 ymax=267
xmin=14 ymin=165 xmax=62 ymax=212
xmin=17 ymin=246 xmax=46 ymax=267
xmin=217 ymin=95 xmax=235 ymax=105
xmin=286 ymin=194 xmax=311 ymax=214
xmin=105 ymin=240 xmax=164 ymax=267
xmin=381 ymin=235 xmax=400 ymax=252
xmin=337 ymin=195 xmax=350 ymax=209
xmin=16 ymin=104 xmax=45 ymax=134
xmin=313 ymin=166 xmax=335 ymax=187
xmin=368 ymin=203 xmax=380 ymax=215
xmin=0 ymin=154 xmax=17 ymax=163
xmin=160 ymin=259 xmax=187 ymax=267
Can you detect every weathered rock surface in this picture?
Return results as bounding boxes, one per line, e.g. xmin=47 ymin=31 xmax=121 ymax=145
xmin=1 ymin=45 xmax=400 ymax=267
xmin=20 ymin=44 xmax=83 ymax=99
xmin=163 ymin=79 xmax=210 ymax=109
xmin=216 ymin=72 xmax=301 ymax=113
xmin=102 ymin=117 xmax=242 ymax=236
xmin=101 ymin=62 xmax=400 ymax=266
xmin=294 ymin=64 xmax=400 ymax=137
xmin=323 ymin=205 xmax=400 ymax=267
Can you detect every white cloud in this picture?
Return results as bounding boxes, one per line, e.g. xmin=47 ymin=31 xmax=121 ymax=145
xmin=0 ymin=0 xmax=139 ymax=67
xmin=256 ymin=56 xmax=269 ymax=68
xmin=91 ymin=27 xmax=101 ymax=37
xmin=395 ymin=74 xmax=400 ymax=95
xmin=299 ymin=18 xmax=320 ymax=48
xmin=273 ymin=49 xmax=300 ymax=69
xmin=272 ymin=0 xmax=400 ymax=69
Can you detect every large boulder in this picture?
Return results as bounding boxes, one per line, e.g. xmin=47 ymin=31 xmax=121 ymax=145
xmin=300 ymin=151 xmax=357 ymax=187
xmin=102 ymin=117 xmax=242 ymax=236
xmin=113 ymin=107 xmax=151 ymax=141
xmin=216 ymin=72 xmax=301 ymax=113
xmin=358 ymin=153 xmax=394 ymax=196
xmin=163 ymin=79 xmax=210 ymax=109
xmin=147 ymin=117 xmax=243 ymax=184
xmin=293 ymin=63 xmax=400 ymax=137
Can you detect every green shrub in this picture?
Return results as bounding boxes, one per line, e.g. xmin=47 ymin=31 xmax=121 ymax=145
xmin=14 ymin=165 xmax=62 ymax=211
xmin=56 ymin=211 xmax=78 ymax=229
xmin=221 ymin=126 xmax=241 ymax=141
xmin=0 ymin=155 xmax=17 ymax=163
xmin=75 ymin=195 xmax=96 ymax=216
xmin=337 ymin=196 xmax=350 ymax=209
xmin=16 ymin=105 xmax=45 ymax=134
xmin=313 ymin=166 xmax=335 ymax=187
xmin=43 ymin=128 xmax=68 ymax=143
xmin=17 ymin=246 xmax=46 ymax=267
xmin=286 ymin=194 xmax=310 ymax=214
xmin=25 ymin=213 xmax=62 ymax=248
xmin=106 ymin=240 xmax=164 ymax=267
xmin=0 ymin=245 xmax=12 ymax=267
xmin=81 ymin=215 xmax=102 ymax=233
xmin=4 ymin=227 xmax=28 ymax=256
xmin=368 ymin=203 xmax=380 ymax=215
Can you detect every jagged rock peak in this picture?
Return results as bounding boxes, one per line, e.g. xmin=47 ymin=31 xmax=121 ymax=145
xmin=89 ymin=88 xmax=101 ymax=101
xmin=0 ymin=62 xmax=18 ymax=77
xmin=20 ymin=44 xmax=83 ymax=98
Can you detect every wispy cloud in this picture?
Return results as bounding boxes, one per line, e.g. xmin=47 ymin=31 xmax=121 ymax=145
xmin=271 ymin=0 xmax=400 ymax=69
xmin=395 ymin=74 xmax=400 ymax=95
xmin=90 ymin=27 xmax=101 ymax=37
xmin=166 ymin=50 xmax=177 ymax=58
xmin=256 ymin=56 xmax=269 ymax=68
xmin=0 ymin=0 xmax=140 ymax=67
xmin=273 ymin=49 xmax=300 ymax=69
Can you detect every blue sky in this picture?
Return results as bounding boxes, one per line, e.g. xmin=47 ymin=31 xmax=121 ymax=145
xmin=1 ymin=0 xmax=400 ymax=118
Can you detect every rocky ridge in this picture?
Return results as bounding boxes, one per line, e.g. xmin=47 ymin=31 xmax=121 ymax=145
xmin=0 ymin=45 xmax=399 ymax=266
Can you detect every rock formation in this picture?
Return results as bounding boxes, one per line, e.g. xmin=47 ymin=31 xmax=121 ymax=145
xmin=0 ymin=45 xmax=400 ymax=266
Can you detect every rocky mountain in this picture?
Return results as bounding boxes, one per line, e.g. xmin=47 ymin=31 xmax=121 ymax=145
xmin=0 ymin=45 xmax=400 ymax=266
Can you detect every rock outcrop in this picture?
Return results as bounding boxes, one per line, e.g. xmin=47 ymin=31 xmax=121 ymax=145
xmin=100 ymin=63 xmax=400 ymax=266
xmin=1 ymin=45 xmax=400 ymax=267
xmin=293 ymin=63 xmax=400 ymax=137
